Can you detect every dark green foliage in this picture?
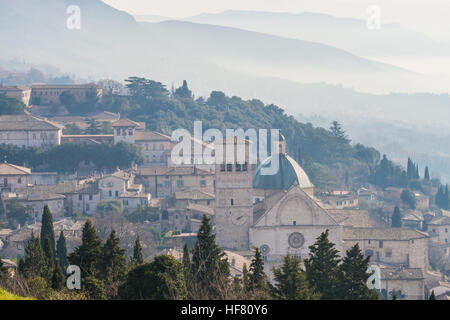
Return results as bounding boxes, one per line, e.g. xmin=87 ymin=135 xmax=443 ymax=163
xmin=424 ymin=166 xmax=430 ymax=181
xmin=429 ymin=290 xmax=436 ymax=300
xmin=0 ymin=93 xmax=25 ymax=115
xmin=68 ymin=219 xmax=103 ymax=278
xmin=190 ymin=215 xmax=230 ymax=299
xmin=329 ymin=121 xmax=350 ymax=144
xmin=43 ymin=236 xmax=54 ymax=280
xmin=401 ymin=189 xmax=417 ymax=209
xmin=51 ymin=259 xmax=65 ymax=291
xmin=182 ymin=243 xmax=190 ymax=286
xmin=131 ymin=235 xmax=144 ymax=267
xmin=436 ymin=185 xmax=450 ymax=210
xmin=304 ymin=230 xmax=341 ymax=300
xmin=82 ymin=277 xmax=107 ymax=300
xmin=337 ymin=244 xmax=378 ymax=300
xmin=40 ymin=205 xmax=55 ymax=257
xmin=96 ymin=200 xmax=123 ymax=217
xmin=119 ymin=255 xmax=187 ymax=300
xmin=391 ymin=206 xmax=402 ymax=228
xmin=0 ymin=256 xmax=9 ymax=283
xmin=173 ymin=80 xmax=193 ymax=100
xmin=125 ymin=206 xmax=159 ymax=223
xmin=370 ymin=155 xmax=408 ymax=188
xmin=242 ymin=263 xmax=250 ymax=294
xmin=56 ymin=231 xmax=68 ymax=273
xmin=19 ymin=233 xmax=46 ymax=278
xmin=4 ymin=199 xmax=33 ymax=228
xmin=392 ymin=289 xmax=397 ymax=300
xmin=99 ymin=230 xmax=127 ymax=298
xmin=272 ymin=254 xmax=317 ymax=300
xmin=248 ymin=247 xmax=270 ymax=298
xmin=60 ymin=90 xmax=100 ymax=115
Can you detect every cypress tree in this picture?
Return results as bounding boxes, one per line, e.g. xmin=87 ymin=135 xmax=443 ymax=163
xmin=131 ymin=235 xmax=144 ymax=266
xmin=392 ymin=289 xmax=397 ymax=300
xmin=391 ymin=206 xmax=402 ymax=228
xmin=56 ymin=231 xmax=68 ymax=273
xmin=182 ymin=243 xmax=190 ymax=287
xmin=429 ymin=290 xmax=436 ymax=300
xmin=338 ymin=244 xmax=378 ymax=300
xmin=424 ymin=167 xmax=430 ymax=181
xmin=40 ymin=205 xmax=55 ymax=257
xmin=190 ymin=215 xmax=230 ymax=299
xmin=248 ymin=247 xmax=270 ymax=297
xmin=99 ymin=230 xmax=127 ymax=298
xmin=51 ymin=258 xmax=65 ymax=291
xmin=273 ymin=254 xmax=317 ymax=300
xmin=20 ymin=233 xmax=46 ymax=278
xmin=68 ymin=219 xmax=103 ymax=278
xmin=242 ymin=263 xmax=250 ymax=293
xmin=304 ymin=230 xmax=341 ymax=300
xmin=43 ymin=235 xmax=54 ymax=281
xmin=445 ymin=185 xmax=450 ymax=210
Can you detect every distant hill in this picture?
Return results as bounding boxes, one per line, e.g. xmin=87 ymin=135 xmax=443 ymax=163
xmin=185 ymin=10 xmax=449 ymax=58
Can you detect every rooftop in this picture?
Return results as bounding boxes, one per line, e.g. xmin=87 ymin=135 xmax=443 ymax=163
xmin=343 ymin=227 xmax=428 ymax=241
xmin=175 ymin=189 xmax=215 ymax=201
xmin=0 ymin=114 xmax=63 ymax=131
xmin=0 ymin=162 xmax=31 ymax=175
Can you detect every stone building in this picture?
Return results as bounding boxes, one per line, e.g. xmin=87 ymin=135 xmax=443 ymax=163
xmin=0 ymin=114 xmax=63 ymax=148
xmin=342 ymin=227 xmax=429 ymax=271
xmin=379 ymin=266 xmax=425 ymax=300
xmin=136 ymin=166 xmax=214 ymax=198
xmin=0 ymin=85 xmax=31 ymax=105
xmin=0 ymin=162 xmax=31 ymax=192
xmin=30 ymin=84 xmax=102 ymax=105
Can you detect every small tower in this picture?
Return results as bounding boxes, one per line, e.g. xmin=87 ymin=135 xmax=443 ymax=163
xmin=112 ymin=119 xmax=139 ymax=144
xmin=214 ymin=136 xmax=253 ymax=250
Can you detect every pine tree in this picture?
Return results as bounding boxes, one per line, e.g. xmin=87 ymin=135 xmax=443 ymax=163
xmin=424 ymin=166 xmax=430 ymax=181
xmin=99 ymin=230 xmax=127 ymax=298
xmin=20 ymin=233 xmax=46 ymax=278
xmin=68 ymin=219 xmax=103 ymax=278
xmin=445 ymin=185 xmax=450 ymax=210
xmin=56 ymin=231 xmax=68 ymax=274
xmin=182 ymin=243 xmax=190 ymax=287
xmin=272 ymin=254 xmax=317 ymax=300
xmin=337 ymin=244 xmax=378 ymax=300
xmin=304 ymin=230 xmax=341 ymax=300
xmin=248 ymin=247 xmax=270 ymax=298
xmin=190 ymin=215 xmax=230 ymax=299
xmin=40 ymin=205 xmax=55 ymax=257
xmin=131 ymin=235 xmax=144 ymax=266
xmin=51 ymin=258 xmax=65 ymax=291
xmin=429 ymin=290 xmax=436 ymax=300
xmin=391 ymin=206 xmax=402 ymax=228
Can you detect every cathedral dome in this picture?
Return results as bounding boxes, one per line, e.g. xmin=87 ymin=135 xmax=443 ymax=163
xmin=253 ymin=153 xmax=313 ymax=190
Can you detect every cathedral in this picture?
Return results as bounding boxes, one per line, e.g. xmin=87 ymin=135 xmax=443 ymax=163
xmin=214 ymin=136 xmax=344 ymax=275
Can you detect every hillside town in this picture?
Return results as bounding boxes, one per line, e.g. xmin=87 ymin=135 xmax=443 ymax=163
xmin=0 ymin=83 xmax=449 ymax=300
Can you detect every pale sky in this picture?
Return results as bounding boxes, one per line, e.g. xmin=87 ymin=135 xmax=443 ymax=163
xmin=102 ymin=0 xmax=450 ymax=40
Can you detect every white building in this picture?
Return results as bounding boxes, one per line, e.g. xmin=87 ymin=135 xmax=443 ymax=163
xmin=0 ymin=114 xmax=63 ymax=149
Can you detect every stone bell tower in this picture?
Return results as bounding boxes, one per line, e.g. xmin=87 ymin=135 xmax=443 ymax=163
xmin=214 ymin=136 xmax=253 ymax=250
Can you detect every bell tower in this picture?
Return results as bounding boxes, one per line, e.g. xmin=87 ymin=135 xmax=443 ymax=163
xmin=112 ymin=119 xmax=138 ymax=144
xmin=214 ymin=137 xmax=253 ymax=250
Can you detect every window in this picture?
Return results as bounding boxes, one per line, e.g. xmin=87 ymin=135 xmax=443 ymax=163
xmin=446 ymin=228 xmax=448 ymax=233
xmin=293 ymin=221 xmax=296 ymax=226
xmin=86 ymin=204 xmax=90 ymax=211
xmin=379 ymin=241 xmax=383 ymax=248
xmin=128 ymin=130 xmax=133 ymax=135
xmin=227 ymin=164 xmax=233 ymax=172
xmin=78 ymin=194 xmax=82 ymax=201
xmin=89 ymin=195 xmax=93 ymax=201
xmin=368 ymin=240 xmax=371 ymax=244
xmin=200 ymin=180 xmax=206 ymax=187
xmin=231 ymin=199 xmax=234 ymax=206
xmin=177 ymin=180 xmax=184 ymax=187
xmin=220 ymin=164 xmax=225 ymax=172
xmin=207 ymin=200 xmax=211 ymax=206
xmin=115 ymin=191 xmax=119 ymax=197
xmin=243 ymin=162 xmax=248 ymax=171
xmin=18 ymin=178 xmax=21 ymax=184
xmin=109 ymin=190 xmax=112 ymax=197
xmin=123 ymin=200 xmax=128 ymax=206
xmin=236 ymin=163 xmax=242 ymax=171
xmin=3 ymin=178 xmax=6 ymax=186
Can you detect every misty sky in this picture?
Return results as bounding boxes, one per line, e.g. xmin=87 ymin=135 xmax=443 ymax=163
xmin=102 ymin=0 xmax=450 ymax=41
